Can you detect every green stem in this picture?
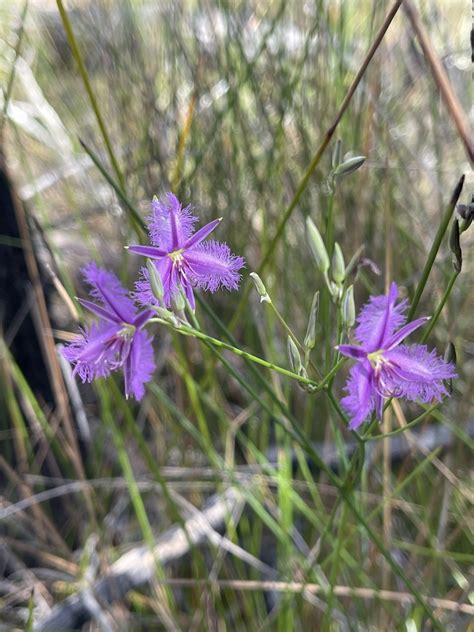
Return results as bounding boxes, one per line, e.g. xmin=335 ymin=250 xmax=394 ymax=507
xmin=407 ymin=175 xmax=464 ymax=321
xmin=420 ymin=271 xmax=459 ymax=342
xmin=268 ymin=301 xmax=302 ymax=352
xmin=366 ymin=403 xmax=440 ymax=440
xmin=150 ymin=317 xmax=342 ymax=390
xmin=267 ymin=299 xmax=322 ymax=379
xmin=322 ymin=189 xmax=336 ymax=371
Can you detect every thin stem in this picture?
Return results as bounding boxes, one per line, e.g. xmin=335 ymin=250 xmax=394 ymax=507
xmin=323 ymin=188 xmax=336 ymax=370
xmin=420 ymin=271 xmax=459 ymax=342
xmin=367 ymin=403 xmax=440 ymax=440
xmin=407 ymin=175 xmax=464 ymax=321
xmin=266 ymin=299 xmax=322 ymax=379
xmin=149 ymin=317 xmax=340 ymax=389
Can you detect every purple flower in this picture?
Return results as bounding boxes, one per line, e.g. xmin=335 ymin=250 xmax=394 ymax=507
xmin=128 ymin=193 xmax=245 ymax=310
xmin=62 ymin=263 xmax=155 ymax=401
xmin=337 ymin=282 xmax=456 ymax=430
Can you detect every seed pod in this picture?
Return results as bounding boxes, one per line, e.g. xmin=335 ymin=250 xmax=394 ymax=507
xmin=146 ymin=259 xmax=164 ymax=303
xmin=249 ymin=272 xmax=271 ymax=303
xmin=444 ymin=342 xmax=456 ymax=394
xmin=304 ymin=291 xmax=319 ymax=354
xmin=342 ymin=285 xmax=356 ymax=328
xmin=332 ymin=242 xmax=345 ymax=285
xmin=444 ymin=341 xmax=457 ymax=366
xmin=334 ymin=155 xmax=365 ymax=177
xmin=287 ymin=336 xmax=303 ymax=374
xmin=449 ymin=219 xmax=462 ymax=272
xmin=306 ymin=217 xmax=330 ymax=273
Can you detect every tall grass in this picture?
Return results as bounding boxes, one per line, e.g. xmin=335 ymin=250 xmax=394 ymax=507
xmin=0 ymin=1 xmax=472 ymax=630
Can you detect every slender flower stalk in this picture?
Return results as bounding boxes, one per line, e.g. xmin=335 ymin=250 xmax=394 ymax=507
xmin=148 ymin=316 xmax=342 ymax=390
xmin=128 ymin=193 xmax=244 ymax=311
xmin=62 ymin=263 xmax=155 ymax=400
xmin=337 ymin=282 xmax=456 ymax=430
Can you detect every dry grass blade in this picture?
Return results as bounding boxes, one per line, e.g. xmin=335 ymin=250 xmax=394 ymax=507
xmin=133 ymin=579 xmax=474 ymax=616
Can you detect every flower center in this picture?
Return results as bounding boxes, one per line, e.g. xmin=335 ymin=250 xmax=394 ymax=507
xmin=168 ymin=248 xmax=185 ymax=265
xmin=367 ymin=349 xmax=384 ymax=368
xmin=118 ymin=323 xmax=136 ymax=338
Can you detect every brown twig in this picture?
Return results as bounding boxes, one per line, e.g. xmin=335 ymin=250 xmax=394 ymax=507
xmin=403 ymin=0 xmax=474 ymax=163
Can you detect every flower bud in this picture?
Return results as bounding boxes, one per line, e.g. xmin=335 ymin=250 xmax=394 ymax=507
xmin=456 ymin=194 xmax=474 ymax=219
xmin=304 ymin=291 xmax=319 ymax=354
xmin=449 ymin=219 xmax=462 ymax=272
xmin=331 ymin=139 xmax=342 ymax=170
xmin=287 ymin=336 xmax=303 ymax=374
xmin=457 ymin=194 xmax=473 ymax=232
xmin=154 ymin=307 xmax=180 ymax=327
xmin=146 ymin=259 xmax=164 ymax=303
xmin=332 ymin=242 xmax=345 ymax=285
xmin=306 ymin=217 xmax=329 ymax=273
xmin=334 ymin=155 xmax=365 ymax=177
xmin=171 ymin=288 xmax=186 ymax=313
xmin=342 ymin=285 xmax=356 ymax=328
xmin=298 ymin=366 xmax=317 ymax=393
xmin=249 ymin=272 xmax=271 ymax=303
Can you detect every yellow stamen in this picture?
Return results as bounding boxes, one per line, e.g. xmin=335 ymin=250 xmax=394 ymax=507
xmin=119 ymin=323 xmax=136 ymax=338
xmin=168 ymin=249 xmax=185 ymax=264
xmin=367 ymin=350 xmax=384 ymax=367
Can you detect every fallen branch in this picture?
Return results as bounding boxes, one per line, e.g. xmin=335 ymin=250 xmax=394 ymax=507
xmin=34 ymin=488 xmax=243 ymax=631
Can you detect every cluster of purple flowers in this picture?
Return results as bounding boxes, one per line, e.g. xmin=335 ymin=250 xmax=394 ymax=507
xmin=63 ymin=198 xmax=455 ymax=426
xmin=63 ymin=193 xmax=244 ymax=400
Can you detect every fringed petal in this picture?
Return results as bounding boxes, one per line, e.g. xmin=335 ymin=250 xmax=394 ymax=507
xmin=61 ymin=322 xmax=119 ymax=383
xmin=185 ymin=240 xmax=245 ymax=292
xmin=148 ymin=193 xmax=197 ymax=250
xmin=340 ymin=360 xmax=375 ymax=430
xmin=382 ymin=344 xmax=457 ymax=403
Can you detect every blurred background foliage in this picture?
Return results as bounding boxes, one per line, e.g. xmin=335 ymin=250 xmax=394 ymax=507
xmin=0 ymin=0 xmax=472 ymax=630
